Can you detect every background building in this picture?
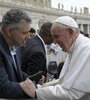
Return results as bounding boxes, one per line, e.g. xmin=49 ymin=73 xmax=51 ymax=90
xmin=0 ymin=0 xmax=90 ymax=36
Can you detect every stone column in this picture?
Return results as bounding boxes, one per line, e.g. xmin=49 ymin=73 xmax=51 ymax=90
xmin=34 ymin=21 xmax=39 ymax=34
xmin=80 ymin=24 xmax=83 ymax=31
xmin=87 ymin=24 xmax=90 ymax=36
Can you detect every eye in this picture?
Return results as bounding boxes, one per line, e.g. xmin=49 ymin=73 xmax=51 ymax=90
xmin=22 ymin=31 xmax=29 ymax=35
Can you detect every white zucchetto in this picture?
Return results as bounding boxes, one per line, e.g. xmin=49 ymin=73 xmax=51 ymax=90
xmin=55 ymin=16 xmax=78 ymax=28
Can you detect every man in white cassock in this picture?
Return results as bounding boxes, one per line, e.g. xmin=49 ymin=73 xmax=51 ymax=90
xmin=20 ymin=16 xmax=90 ymax=100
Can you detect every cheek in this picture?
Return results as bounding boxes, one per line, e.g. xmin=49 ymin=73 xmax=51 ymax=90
xmin=56 ymin=36 xmax=63 ymax=43
xmin=57 ymin=37 xmax=66 ymax=47
xmin=20 ymin=34 xmax=25 ymax=39
xmin=16 ymin=35 xmax=24 ymax=43
xmin=64 ymin=36 xmax=70 ymax=46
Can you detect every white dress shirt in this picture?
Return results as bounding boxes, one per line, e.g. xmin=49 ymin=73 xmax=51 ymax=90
xmin=10 ymin=46 xmax=17 ymax=70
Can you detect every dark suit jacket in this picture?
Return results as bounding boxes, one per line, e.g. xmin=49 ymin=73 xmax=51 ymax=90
xmin=21 ymin=35 xmax=47 ymax=79
xmin=0 ymin=33 xmax=30 ymax=99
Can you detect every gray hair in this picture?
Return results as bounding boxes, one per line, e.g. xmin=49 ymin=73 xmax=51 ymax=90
xmin=1 ymin=9 xmax=31 ymax=32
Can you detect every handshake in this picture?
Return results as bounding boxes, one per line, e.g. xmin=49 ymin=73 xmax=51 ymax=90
xmin=28 ymin=71 xmax=43 ymax=84
xmin=20 ymin=71 xmax=45 ymax=98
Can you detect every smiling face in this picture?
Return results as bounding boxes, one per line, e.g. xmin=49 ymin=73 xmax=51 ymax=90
xmin=51 ymin=23 xmax=74 ymax=52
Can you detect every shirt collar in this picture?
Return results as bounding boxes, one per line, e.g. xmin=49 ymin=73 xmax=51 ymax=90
xmin=36 ymin=34 xmax=47 ymax=54
xmin=10 ymin=46 xmax=17 ymax=55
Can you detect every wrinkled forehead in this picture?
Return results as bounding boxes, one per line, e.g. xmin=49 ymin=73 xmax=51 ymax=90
xmin=51 ymin=22 xmax=61 ymax=34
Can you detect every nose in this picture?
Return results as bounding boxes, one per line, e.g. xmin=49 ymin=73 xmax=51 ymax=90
xmin=25 ymin=32 xmax=30 ymax=40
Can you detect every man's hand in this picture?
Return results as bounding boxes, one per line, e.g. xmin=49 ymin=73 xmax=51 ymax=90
xmin=20 ymin=78 xmax=36 ymax=97
xmin=38 ymin=75 xmax=45 ymax=85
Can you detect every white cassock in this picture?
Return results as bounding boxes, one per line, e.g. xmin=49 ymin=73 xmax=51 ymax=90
xmin=36 ymin=34 xmax=90 ymax=100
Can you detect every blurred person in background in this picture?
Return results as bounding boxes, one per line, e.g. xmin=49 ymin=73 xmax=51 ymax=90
xmin=21 ymin=22 xmax=53 ymax=83
xmin=29 ymin=27 xmax=36 ymax=37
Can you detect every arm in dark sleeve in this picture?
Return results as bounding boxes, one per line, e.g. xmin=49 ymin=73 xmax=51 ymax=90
xmin=0 ymin=66 xmax=31 ymax=99
xmin=27 ymin=52 xmax=47 ymax=77
xmin=22 ymin=71 xmax=28 ymax=80
xmin=0 ymin=55 xmax=30 ymax=99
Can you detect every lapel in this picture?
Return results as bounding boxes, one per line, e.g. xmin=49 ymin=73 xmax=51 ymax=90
xmin=36 ymin=35 xmax=46 ymax=54
xmin=0 ymin=33 xmax=21 ymax=79
xmin=15 ymin=48 xmax=23 ymax=80
xmin=15 ymin=48 xmax=21 ymax=73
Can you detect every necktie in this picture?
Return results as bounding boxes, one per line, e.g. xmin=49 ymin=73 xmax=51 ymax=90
xmin=12 ymin=54 xmax=17 ymax=71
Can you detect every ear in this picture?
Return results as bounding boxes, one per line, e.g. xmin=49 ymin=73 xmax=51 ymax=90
xmin=68 ymin=28 xmax=74 ymax=35
xmin=5 ymin=27 xmax=13 ymax=37
xmin=67 ymin=28 xmax=74 ymax=39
